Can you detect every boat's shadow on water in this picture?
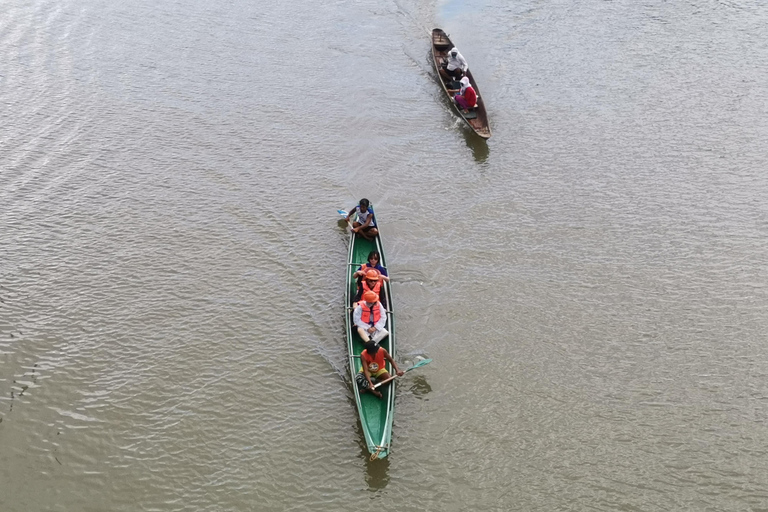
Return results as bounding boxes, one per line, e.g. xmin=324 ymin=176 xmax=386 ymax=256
xmin=350 ymin=412 xmax=391 ymax=490
xmin=462 ymin=127 xmax=489 ymax=163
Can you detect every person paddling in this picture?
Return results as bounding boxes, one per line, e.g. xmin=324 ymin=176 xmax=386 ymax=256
xmin=345 ymin=198 xmax=378 ymax=241
xmin=355 ymin=341 xmax=403 ymax=399
xmin=353 ymin=291 xmax=389 ymax=344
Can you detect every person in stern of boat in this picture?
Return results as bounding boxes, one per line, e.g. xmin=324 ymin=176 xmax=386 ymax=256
xmin=353 ymin=290 xmax=389 ymax=345
xmin=440 ymin=47 xmax=468 ymax=82
xmin=355 ymin=341 xmax=403 ymax=399
xmin=345 ymin=198 xmax=378 ymax=241
xmin=454 ymin=76 xmax=477 ymax=114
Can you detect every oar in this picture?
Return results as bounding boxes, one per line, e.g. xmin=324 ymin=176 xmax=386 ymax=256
xmin=373 ymin=358 xmax=432 ymax=389
xmin=338 ymin=209 xmax=355 ymax=232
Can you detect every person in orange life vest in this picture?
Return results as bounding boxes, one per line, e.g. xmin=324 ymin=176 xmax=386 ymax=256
xmin=353 ymin=269 xmax=387 ymax=308
xmin=454 ymin=76 xmax=477 ymax=113
xmin=344 ymin=198 xmax=378 ymax=241
xmin=353 ymin=290 xmax=389 ymax=344
xmin=355 ymin=341 xmax=403 ymax=398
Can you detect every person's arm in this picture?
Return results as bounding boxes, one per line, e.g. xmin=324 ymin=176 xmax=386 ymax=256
xmin=360 ymin=214 xmax=372 ymax=228
xmin=374 ymin=303 xmax=387 ymax=330
xmin=353 ymin=306 xmax=365 ymax=330
xmin=353 ymin=264 xmax=366 ymax=278
xmin=383 ymin=349 xmax=404 ymax=377
xmin=374 ymin=265 xmax=390 ymax=282
xmin=460 ymin=54 xmax=468 ymax=71
xmin=345 ymin=207 xmax=355 ymax=223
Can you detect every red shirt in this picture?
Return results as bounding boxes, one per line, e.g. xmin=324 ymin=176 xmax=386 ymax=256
xmin=362 ymin=347 xmax=387 ymax=373
xmin=463 ymin=86 xmax=477 ymax=107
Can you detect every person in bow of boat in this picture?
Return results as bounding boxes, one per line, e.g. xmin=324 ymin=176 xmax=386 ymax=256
xmin=345 ymin=198 xmax=378 ymax=241
xmin=353 ymin=269 xmax=387 ymax=308
xmin=355 ymin=341 xmax=403 ymax=399
xmin=454 ymin=76 xmax=477 ymax=114
xmin=440 ymin=47 xmax=468 ymax=82
xmin=353 ymin=291 xmax=389 ymax=345
xmin=353 ymin=251 xmax=389 ymax=283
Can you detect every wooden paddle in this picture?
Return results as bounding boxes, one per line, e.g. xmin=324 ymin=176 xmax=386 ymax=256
xmin=373 ymin=358 xmax=433 ymax=389
xmin=338 ymin=209 xmax=355 ymax=231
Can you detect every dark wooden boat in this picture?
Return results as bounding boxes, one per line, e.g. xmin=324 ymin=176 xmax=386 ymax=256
xmin=430 ymin=28 xmax=491 ymax=139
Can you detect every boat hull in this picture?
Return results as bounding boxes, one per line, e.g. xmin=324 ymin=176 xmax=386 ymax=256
xmin=344 ymin=211 xmax=396 ymax=459
xmin=430 ymin=28 xmax=492 ymax=139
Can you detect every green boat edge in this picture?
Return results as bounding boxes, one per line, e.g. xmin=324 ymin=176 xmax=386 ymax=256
xmin=344 ymin=210 xmax=396 ymax=460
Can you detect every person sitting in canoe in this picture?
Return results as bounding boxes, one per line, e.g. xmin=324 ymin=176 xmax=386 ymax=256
xmin=353 ymin=251 xmax=389 ymax=283
xmin=353 ymin=269 xmax=387 ymax=308
xmin=353 ymin=291 xmax=389 ymax=345
xmin=345 ymin=198 xmax=378 ymax=241
xmin=454 ymin=76 xmax=477 ymax=114
xmin=440 ymin=47 xmax=468 ymax=82
xmin=355 ymin=341 xmax=403 ymax=399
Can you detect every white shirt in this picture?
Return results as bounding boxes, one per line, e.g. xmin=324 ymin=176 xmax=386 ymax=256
xmin=446 ymin=48 xmax=468 ymax=72
xmin=355 ymin=207 xmax=375 ymax=227
xmin=353 ymin=302 xmax=387 ymax=331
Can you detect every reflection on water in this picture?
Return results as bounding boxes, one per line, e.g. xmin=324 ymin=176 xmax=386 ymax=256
xmin=407 ymin=375 xmax=432 ymax=398
xmin=463 ymin=128 xmax=489 ymax=162
xmin=351 ymin=416 xmax=391 ymax=490
xmin=364 ymin=451 xmax=390 ymax=491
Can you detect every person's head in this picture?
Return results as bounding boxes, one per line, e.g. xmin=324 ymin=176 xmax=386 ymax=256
xmin=365 ymin=341 xmax=379 ymax=355
xmin=460 ymin=76 xmax=470 ymax=88
xmin=365 ymin=269 xmax=380 ymax=282
xmin=367 ymin=251 xmax=381 ymax=266
xmin=362 ymin=290 xmax=379 ymax=304
xmin=359 ymin=198 xmax=370 ymax=212
xmin=450 ymin=48 xmax=457 ymax=57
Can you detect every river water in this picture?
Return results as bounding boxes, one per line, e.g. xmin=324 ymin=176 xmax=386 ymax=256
xmin=2 ymin=0 xmax=768 ymax=510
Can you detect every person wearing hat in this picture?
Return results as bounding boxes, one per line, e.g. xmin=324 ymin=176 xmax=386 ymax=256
xmin=355 ymin=341 xmax=404 ymax=398
xmin=344 ymin=198 xmax=378 ymax=241
xmin=352 ymin=268 xmax=387 ymax=308
xmin=454 ymin=76 xmax=477 ymax=113
xmin=353 ymin=290 xmax=389 ymax=344
xmin=441 ymin=46 xmax=468 ymax=82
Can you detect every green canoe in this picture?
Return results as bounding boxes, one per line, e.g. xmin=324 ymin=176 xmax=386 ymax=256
xmin=344 ymin=209 xmax=396 ymax=460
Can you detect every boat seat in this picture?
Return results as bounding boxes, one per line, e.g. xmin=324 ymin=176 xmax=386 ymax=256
xmin=463 ymin=110 xmax=478 ymax=119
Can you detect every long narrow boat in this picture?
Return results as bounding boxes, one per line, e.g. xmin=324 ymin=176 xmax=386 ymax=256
xmin=344 ymin=207 xmax=396 ymax=460
xmin=430 ymin=28 xmax=492 ymax=139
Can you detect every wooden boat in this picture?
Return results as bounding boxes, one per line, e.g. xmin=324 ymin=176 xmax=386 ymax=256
xmin=344 ymin=207 xmax=397 ymax=460
xmin=430 ymin=28 xmax=492 ymax=139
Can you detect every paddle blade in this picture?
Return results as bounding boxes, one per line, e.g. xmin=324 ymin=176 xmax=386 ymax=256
xmin=406 ymin=358 xmax=432 ymax=372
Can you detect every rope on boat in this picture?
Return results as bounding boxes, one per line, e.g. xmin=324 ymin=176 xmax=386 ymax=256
xmin=370 ymin=446 xmax=385 ymax=461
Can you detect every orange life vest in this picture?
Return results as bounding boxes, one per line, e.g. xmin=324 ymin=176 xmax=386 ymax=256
xmin=362 ymin=279 xmax=382 ymax=297
xmin=360 ymin=302 xmax=382 ymax=325
xmin=362 ymin=347 xmax=387 ymax=373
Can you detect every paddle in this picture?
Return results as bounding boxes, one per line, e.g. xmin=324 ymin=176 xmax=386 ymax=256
xmin=338 ymin=209 xmax=355 ymax=232
xmin=373 ymin=358 xmax=432 ymax=389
